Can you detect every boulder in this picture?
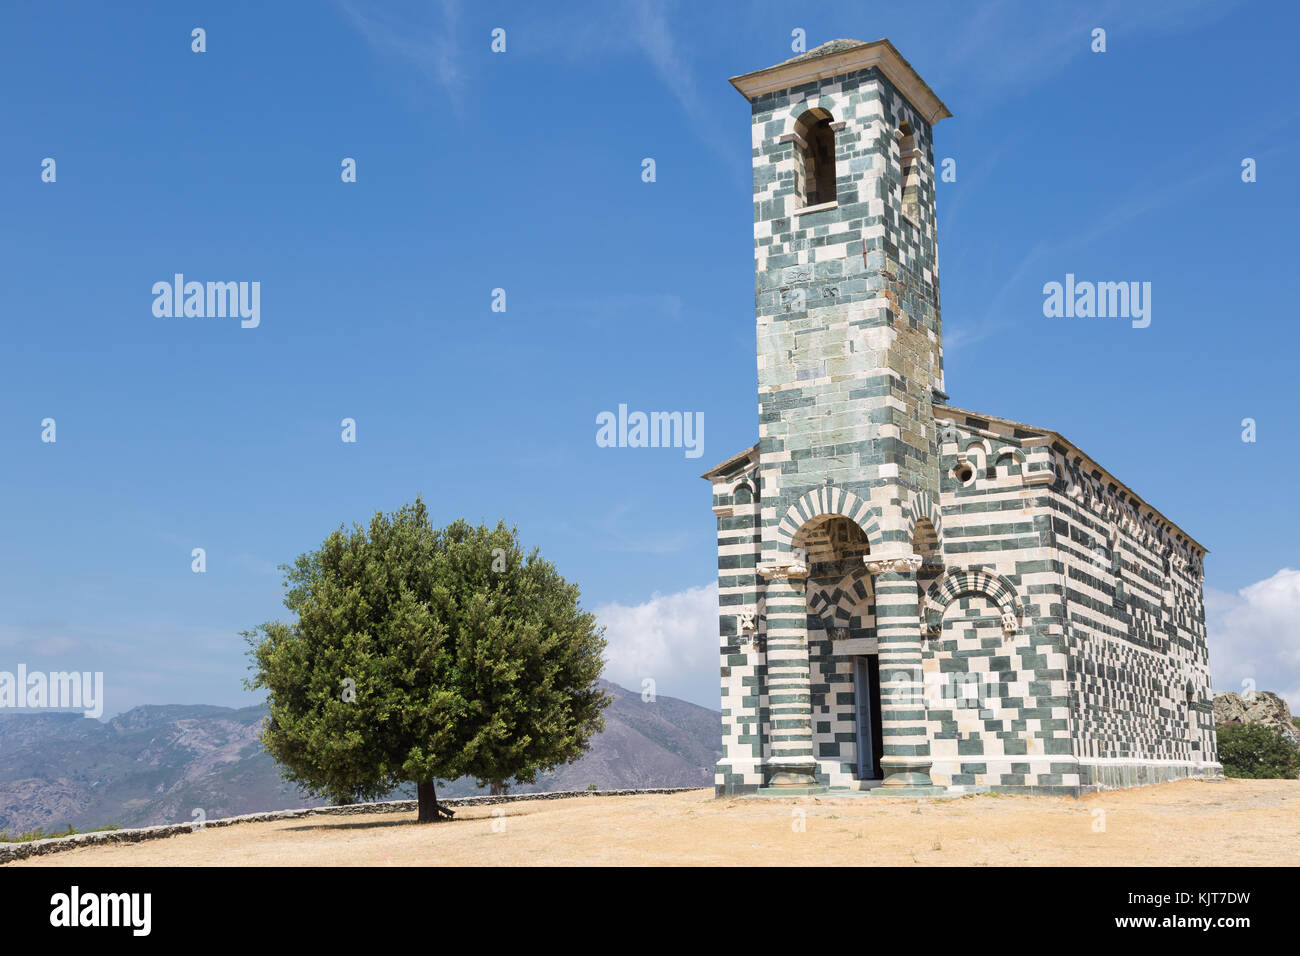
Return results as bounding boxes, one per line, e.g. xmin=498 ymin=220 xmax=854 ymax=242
xmin=1213 ymin=691 xmax=1299 ymax=745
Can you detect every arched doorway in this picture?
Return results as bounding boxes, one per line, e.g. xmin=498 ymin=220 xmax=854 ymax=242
xmin=764 ymin=489 xmax=885 ymax=790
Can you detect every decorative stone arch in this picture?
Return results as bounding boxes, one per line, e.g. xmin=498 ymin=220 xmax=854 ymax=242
xmin=781 ymin=98 xmax=845 ymax=209
xmin=773 ymin=487 xmax=883 ymax=558
xmin=994 ymin=447 xmax=1026 ymax=480
xmin=809 ymin=565 xmax=874 ymax=633
xmin=728 ymin=474 xmax=758 ymax=504
xmin=903 ymin=490 xmax=943 ymax=553
xmin=784 ymin=93 xmax=841 ymax=123
xmin=935 ymin=417 xmax=963 ymax=449
xmin=924 ymin=567 xmax=1023 ymax=636
xmin=967 ymin=439 xmax=993 ymax=477
xmin=950 ymin=438 xmax=989 ymax=485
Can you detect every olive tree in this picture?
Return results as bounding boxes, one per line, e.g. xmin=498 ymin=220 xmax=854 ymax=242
xmin=244 ymin=499 xmax=609 ymax=821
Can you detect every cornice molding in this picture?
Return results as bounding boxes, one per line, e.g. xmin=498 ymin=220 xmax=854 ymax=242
xmin=729 ymin=39 xmax=951 ymax=126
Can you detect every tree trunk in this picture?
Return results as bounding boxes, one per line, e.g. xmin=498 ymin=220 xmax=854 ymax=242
xmin=417 ymin=779 xmax=454 ymax=822
xmin=490 ymin=781 xmax=502 ymax=797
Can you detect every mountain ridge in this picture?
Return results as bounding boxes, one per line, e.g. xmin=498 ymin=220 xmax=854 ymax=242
xmin=0 ymin=680 xmax=720 ymax=835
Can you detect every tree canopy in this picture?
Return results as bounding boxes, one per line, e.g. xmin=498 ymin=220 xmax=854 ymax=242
xmin=1216 ymin=723 xmax=1300 ymax=779
xmin=243 ymin=498 xmax=609 ymax=820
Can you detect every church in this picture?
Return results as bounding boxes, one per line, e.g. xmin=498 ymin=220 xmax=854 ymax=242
xmin=704 ymin=39 xmax=1220 ymax=796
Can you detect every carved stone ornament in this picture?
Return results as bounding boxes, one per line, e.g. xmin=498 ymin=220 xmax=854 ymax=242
xmin=757 ymin=562 xmax=809 ymax=580
xmin=863 ymin=553 xmax=924 ymax=575
xmin=1000 ymin=608 xmax=1018 ymax=634
xmin=737 ymin=607 xmax=758 ymax=633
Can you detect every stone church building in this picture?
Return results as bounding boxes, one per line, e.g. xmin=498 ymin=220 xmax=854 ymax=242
xmin=704 ymin=39 xmax=1220 ymax=796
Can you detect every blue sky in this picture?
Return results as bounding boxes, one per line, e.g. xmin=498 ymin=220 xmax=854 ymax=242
xmin=1 ymin=0 xmax=1297 ymax=714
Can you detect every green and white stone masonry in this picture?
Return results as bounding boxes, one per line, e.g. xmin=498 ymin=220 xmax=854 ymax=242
xmin=704 ymin=39 xmax=1220 ymax=797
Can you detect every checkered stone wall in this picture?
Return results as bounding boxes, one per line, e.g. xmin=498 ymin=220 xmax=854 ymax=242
xmin=932 ymin=409 xmax=1219 ymax=791
xmin=710 ymin=451 xmax=768 ymax=793
xmin=748 ymin=63 xmax=945 ymax=565
xmin=1050 ymin=447 xmax=1218 ymax=787
xmin=704 ymin=40 xmax=1218 ymax=797
xmin=923 ymin=411 xmax=1073 ymax=791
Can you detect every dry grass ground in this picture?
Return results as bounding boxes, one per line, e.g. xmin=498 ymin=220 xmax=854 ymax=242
xmin=10 ymin=778 xmax=1299 ymax=866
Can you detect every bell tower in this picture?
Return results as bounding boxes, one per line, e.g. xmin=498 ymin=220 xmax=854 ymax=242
xmin=731 ymin=38 xmax=951 ymax=546
xmin=730 ymin=39 xmax=952 ymax=792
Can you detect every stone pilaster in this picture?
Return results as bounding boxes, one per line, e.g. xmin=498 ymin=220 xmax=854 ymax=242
xmin=866 ymin=553 xmax=944 ymax=795
xmin=756 ymin=560 xmax=822 ymax=791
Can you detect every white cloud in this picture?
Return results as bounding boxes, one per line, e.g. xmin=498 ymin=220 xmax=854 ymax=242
xmin=499 ymin=0 xmax=742 ymax=174
xmin=626 ymin=0 xmax=738 ymax=171
xmin=337 ymin=0 xmax=465 ymax=110
xmin=595 ymin=582 xmax=718 ymax=708
xmin=1207 ymin=568 xmax=1300 ymax=710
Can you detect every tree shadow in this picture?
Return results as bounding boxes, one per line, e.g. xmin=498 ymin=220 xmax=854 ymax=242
xmin=283 ymin=817 xmax=435 ymax=833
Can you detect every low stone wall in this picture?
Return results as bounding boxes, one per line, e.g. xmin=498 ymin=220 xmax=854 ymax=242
xmin=0 ymin=786 xmax=706 ymax=864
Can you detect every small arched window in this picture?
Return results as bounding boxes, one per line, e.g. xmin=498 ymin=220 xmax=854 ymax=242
xmin=898 ymin=122 xmax=921 ymax=222
xmin=793 ymin=109 xmax=837 ymax=207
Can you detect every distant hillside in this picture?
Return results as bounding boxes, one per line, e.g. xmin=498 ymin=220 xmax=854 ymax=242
xmin=0 ymin=704 xmax=322 ymax=835
xmin=0 ymin=681 xmax=720 ymax=835
xmin=463 ymin=679 xmax=722 ymax=796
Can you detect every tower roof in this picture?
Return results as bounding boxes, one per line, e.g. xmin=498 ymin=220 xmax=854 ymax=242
xmin=729 ymin=38 xmax=952 ymax=126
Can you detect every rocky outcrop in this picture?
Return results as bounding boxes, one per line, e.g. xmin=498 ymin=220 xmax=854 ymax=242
xmin=1213 ymin=691 xmax=1299 ymax=745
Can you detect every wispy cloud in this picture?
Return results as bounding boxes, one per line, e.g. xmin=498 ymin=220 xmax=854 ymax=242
xmin=492 ymin=0 xmax=744 ymax=174
xmin=0 ymin=623 xmax=132 ymax=658
xmin=599 ymin=503 xmax=694 ymax=554
xmin=234 ymin=552 xmax=283 ymax=578
xmin=2 ymin=634 xmax=85 ymax=657
xmin=930 ymin=0 xmax=1243 ymax=113
xmin=535 ymin=291 xmax=685 ymax=328
xmin=945 ymin=157 xmax=1226 ymax=355
xmin=337 ymin=0 xmax=465 ymax=111
xmin=625 ymin=0 xmax=739 ymax=171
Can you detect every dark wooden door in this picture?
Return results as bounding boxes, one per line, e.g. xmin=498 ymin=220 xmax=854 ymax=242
xmin=855 ymin=655 xmax=884 ymax=780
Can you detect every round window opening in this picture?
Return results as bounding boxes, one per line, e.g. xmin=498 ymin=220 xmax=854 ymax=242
xmin=953 ymin=463 xmax=974 ymax=484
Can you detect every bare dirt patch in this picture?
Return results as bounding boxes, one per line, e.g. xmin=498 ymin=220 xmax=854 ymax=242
xmin=9 ymin=778 xmax=1298 ymax=866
